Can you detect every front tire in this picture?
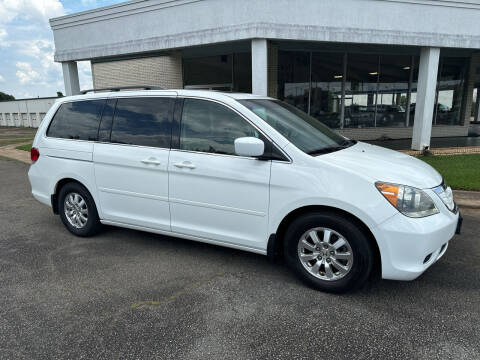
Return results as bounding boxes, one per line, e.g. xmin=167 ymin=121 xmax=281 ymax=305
xmin=58 ymin=182 xmax=101 ymax=237
xmin=284 ymin=212 xmax=374 ymax=293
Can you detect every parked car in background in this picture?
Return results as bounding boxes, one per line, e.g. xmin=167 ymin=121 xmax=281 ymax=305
xmin=376 ymin=104 xmax=406 ymax=127
xmin=344 ymin=104 xmax=374 ymax=128
xmin=28 ymin=89 xmax=461 ymax=293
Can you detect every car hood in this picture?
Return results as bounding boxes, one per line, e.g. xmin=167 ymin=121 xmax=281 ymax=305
xmin=317 ymin=142 xmax=442 ymax=189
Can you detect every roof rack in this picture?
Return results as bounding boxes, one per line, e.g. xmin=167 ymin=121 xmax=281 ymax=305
xmin=80 ymin=85 xmax=164 ymax=94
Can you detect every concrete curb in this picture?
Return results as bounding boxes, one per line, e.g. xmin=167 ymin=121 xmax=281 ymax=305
xmin=400 ymin=146 xmax=480 ymax=156
xmin=453 ymin=190 xmax=480 ymax=210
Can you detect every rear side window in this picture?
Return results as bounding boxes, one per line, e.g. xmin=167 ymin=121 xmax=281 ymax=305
xmin=47 ymin=100 xmax=105 ymax=141
xmin=110 ymin=97 xmax=174 ymax=148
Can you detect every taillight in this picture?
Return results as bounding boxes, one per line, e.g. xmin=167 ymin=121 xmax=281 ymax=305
xmin=31 ymin=147 xmax=40 ymax=162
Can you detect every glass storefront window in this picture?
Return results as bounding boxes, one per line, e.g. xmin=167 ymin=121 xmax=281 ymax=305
xmin=183 ymin=53 xmax=252 ymax=92
xmin=183 ymin=55 xmax=233 ymax=89
xmin=310 ymin=52 xmax=344 ymax=129
xmin=435 ymin=57 xmax=468 ymax=125
xmin=233 ymin=52 xmax=252 ymax=93
xmin=344 ymin=54 xmax=379 ymax=128
xmin=408 ymin=60 xmax=419 ymax=127
xmin=184 ymin=48 xmax=470 ymax=130
xmin=376 ymin=55 xmax=412 ymax=127
xmin=277 ymin=51 xmax=310 ymax=113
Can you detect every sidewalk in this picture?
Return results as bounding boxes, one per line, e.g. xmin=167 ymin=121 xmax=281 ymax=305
xmin=0 ymin=142 xmax=31 ymax=164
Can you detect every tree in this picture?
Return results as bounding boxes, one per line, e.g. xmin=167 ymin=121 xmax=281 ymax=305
xmin=0 ymin=91 xmax=15 ymax=101
xmin=57 ymin=91 xmax=64 ymax=97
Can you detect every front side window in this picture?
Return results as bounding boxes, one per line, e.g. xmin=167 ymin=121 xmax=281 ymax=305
xmin=110 ymin=97 xmax=174 ymax=148
xmin=239 ymin=99 xmax=353 ymax=155
xmin=47 ymin=100 xmax=105 ymax=140
xmin=180 ymin=98 xmax=259 ymax=155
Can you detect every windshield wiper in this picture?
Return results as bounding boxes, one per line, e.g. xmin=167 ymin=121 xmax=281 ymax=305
xmin=308 ymin=140 xmax=357 ymax=156
xmin=340 ymin=139 xmax=357 ymax=147
xmin=308 ymin=146 xmax=346 ymax=155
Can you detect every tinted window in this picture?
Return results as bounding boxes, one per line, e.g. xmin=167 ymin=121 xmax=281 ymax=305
xmin=47 ymin=100 xmax=105 ymax=140
xmin=110 ymin=97 xmax=174 ymax=148
xmin=180 ymin=99 xmax=259 ymax=155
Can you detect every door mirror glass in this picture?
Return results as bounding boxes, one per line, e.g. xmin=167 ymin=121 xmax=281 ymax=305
xmin=234 ymin=137 xmax=264 ymax=157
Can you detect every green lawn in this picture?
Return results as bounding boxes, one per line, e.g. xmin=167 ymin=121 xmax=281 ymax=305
xmin=418 ymin=154 xmax=480 ymax=191
xmin=15 ymin=143 xmax=32 ymax=152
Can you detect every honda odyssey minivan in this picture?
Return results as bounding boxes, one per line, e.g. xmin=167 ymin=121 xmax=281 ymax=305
xmin=28 ymin=89 xmax=461 ymax=293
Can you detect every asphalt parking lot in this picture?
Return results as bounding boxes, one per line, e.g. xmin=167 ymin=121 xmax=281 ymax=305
xmin=1 ymin=158 xmax=479 ymax=359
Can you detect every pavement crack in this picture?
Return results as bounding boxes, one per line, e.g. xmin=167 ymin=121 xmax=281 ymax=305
xmin=130 ymin=271 xmax=225 ymax=309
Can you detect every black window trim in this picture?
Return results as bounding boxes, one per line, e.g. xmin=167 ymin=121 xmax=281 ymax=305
xmin=44 ymin=98 xmax=109 ymax=142
xmin=172 ymin=96 xmax=291 ymax=163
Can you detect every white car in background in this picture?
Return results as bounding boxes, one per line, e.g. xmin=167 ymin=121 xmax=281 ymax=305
xmin=28 ymin=89 xmax=461 ymax=293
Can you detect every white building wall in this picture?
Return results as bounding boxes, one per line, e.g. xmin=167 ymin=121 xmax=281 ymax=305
xmin=0 ymin=98 xmax=57 ymax=128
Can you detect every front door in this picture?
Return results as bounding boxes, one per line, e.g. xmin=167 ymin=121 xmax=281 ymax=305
xmin=168 ymin=98 xmax=271 ymax=251
xmin=93 ymin=95 xmax=175 ymax=231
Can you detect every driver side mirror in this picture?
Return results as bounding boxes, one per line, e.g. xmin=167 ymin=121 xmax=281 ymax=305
xmin=234 ymin=137 xmax=265 ymax=157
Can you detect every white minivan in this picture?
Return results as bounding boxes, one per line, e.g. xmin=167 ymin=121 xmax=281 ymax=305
xmin=28 ymin=89 xmax=461 ymax=293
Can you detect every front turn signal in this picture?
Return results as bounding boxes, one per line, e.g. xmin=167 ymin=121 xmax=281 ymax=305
xmin=375 ymin=183 xmax=399 ymax=207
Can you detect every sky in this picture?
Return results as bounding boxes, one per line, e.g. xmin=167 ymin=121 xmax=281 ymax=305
xmin=0 ymin=0 xmax=126 ymax=99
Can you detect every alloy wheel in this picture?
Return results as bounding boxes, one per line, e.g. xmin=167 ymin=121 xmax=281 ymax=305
xmin=297 ymin=227 xmax=353 ymax=281
xmin=64 ymin=192 xmax=89 ymax=229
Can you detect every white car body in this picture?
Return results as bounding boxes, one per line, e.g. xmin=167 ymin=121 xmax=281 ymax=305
xmin=28 ymin=90 xmax=459 ymax=281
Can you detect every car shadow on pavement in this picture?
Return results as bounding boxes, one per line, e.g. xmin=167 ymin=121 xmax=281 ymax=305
xmin=96 ymin=223 xmax=477 ymax=297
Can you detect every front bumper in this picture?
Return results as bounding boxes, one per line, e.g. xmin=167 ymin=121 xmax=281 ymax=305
xmin=373 ymin=207 xmax=459 ymax=281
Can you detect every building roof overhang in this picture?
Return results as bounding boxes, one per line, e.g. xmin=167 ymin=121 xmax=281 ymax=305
xmin=50 ymin=0 xmax=480 ymax=62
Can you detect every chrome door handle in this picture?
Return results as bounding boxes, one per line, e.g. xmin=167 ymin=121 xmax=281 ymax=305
xmin=141 ymin=157 xmax=161 ymax=165
xmin=174 ymin=161 xmax=196 ymax=169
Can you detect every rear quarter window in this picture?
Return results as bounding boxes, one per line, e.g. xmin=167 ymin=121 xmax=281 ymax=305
xmin=46 ymin=100 xmax=105 ymax=141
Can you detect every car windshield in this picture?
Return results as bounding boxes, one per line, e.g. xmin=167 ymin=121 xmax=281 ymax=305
xmin=238 ymin=99 xmax=355 ymax=155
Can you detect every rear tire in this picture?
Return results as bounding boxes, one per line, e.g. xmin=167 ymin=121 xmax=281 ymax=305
xmin=284 ymin=212 xmax=374 ymax=293
xmin=58 ymin=182 xmax=101 ymax=237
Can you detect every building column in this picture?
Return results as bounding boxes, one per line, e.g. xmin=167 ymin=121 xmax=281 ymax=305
xmin=251 ymin=39 xmax=268 ymax=96
xmin=411 ymin=47 xmax=440 ymax=150
xmin=62 ymin=61 xmax=80 ymax=96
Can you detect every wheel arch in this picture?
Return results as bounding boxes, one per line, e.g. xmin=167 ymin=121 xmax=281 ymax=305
xmin=269 ymin=205 xmax=381 ymax=278
xmin=51 ymin=177 xmax=98 ymax=215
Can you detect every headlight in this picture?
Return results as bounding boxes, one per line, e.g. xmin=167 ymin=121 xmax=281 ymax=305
xmin=432 ymin=183 xmax=455 ymax=211
xmin=375 ymin=182 xmax=439 ymax=218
